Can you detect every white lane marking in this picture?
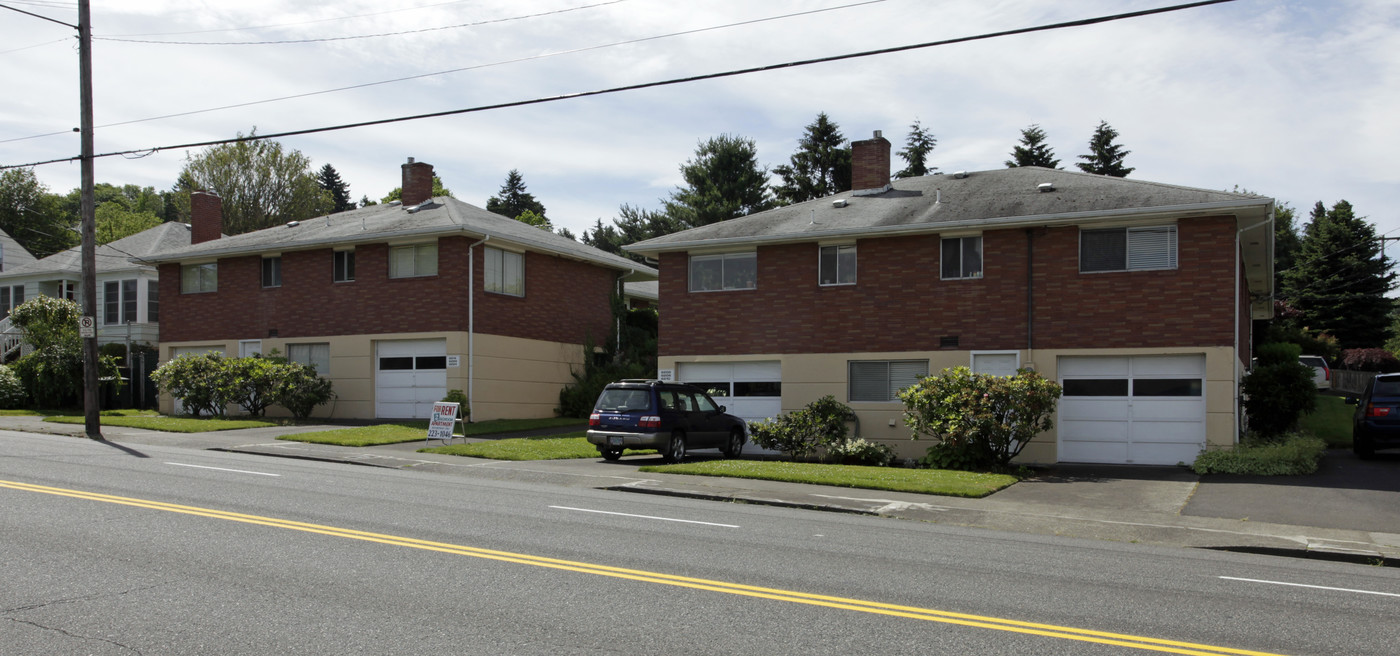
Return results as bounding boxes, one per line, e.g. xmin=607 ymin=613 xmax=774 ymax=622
xmin=1219 ymin=576 xmax=1400 ymax=598
xmin=550 ymin=506 xmax=738 ymax=528
xmin=165 ymin=462 xmax=281 ymax=477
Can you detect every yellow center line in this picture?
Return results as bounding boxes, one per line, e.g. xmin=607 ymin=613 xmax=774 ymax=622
xmin=1 ymin=479 xmax=1287 ymax=656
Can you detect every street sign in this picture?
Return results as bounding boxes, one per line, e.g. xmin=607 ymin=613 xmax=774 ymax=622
xmin=78 ymin=316 xmax=96 ymax=338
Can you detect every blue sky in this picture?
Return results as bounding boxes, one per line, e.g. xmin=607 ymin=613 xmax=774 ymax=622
xmin=2 ymin=0 xmax=1396 ymax=244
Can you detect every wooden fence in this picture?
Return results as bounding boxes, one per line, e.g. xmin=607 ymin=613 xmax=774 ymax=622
xmin=1332 ymin=370 xmax=1377 ymax=396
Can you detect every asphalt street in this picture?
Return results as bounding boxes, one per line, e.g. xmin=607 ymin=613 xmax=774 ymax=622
xmin=4 ymin=431 xmax=1400 ymax=655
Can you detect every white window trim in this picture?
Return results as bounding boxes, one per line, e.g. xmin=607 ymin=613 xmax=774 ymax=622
xmin=818 ymin=244 xmax=857 ymax=287
xmin=261 ymin=256 xmax=282 ymax=288
xmin=389 ymin=242 xmax=438 ymax=279
xmin=1079 ymin=225 xmax=1179 ymax=273
xmin=848 ymin=359 xmax=929 ymax=403
xmin=940 ymin=235 xmax=984 ymax=281
xmin=689 ymin=252 xmax=758 ymax=292
xmin=971 ymin=350 xmax=1021 ymax=377
xmin=239 ymin=339 xmax=262 ymax=358
xmin=181 ymin=262 xmax=217 ymax=294
xmin=484 ymin=246 xmax=525 ymax=297
xmin=333 ymin=249 xmax=355 ymax=283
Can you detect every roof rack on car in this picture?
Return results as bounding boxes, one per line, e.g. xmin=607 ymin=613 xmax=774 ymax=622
xmin=618 ymin=378 xmax=662 ymax=383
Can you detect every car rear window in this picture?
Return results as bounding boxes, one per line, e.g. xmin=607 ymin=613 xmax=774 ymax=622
xmin=1300 ymin=356 xmax=1326 ymax=367
xmin=595 ymin=388 xmax=653 ymax=413
xmin=1373 ymin=379 xmax=1400 ymax=397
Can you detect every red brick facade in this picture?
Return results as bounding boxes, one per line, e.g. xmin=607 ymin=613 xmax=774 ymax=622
xmin=159 ymin=235 xmax=615 ymax=345
xmin=851 ymin=133 xmax=891 ymax=191
xmin=659 ymin=216 xmax=1240 ymax=356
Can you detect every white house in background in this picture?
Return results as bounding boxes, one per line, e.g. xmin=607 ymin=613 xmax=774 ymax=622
xmin=0 ymin=222 xmax=193 ymax=360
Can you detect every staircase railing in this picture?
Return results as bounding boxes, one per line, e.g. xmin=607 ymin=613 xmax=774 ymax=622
xmin=0 ymin=315 xmax=24 ymax=361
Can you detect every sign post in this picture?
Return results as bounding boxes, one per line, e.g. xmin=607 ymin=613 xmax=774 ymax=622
xmin=426 ymin=401 xmax=463 ymax=445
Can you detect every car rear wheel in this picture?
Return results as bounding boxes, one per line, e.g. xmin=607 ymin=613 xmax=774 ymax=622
xmin=1354 ymin=435 xmax=1375 ymax=460
xmin=665 ymin=431 xmax=687 ymax=463
xmin=601 ymin=447 xmax=623 ymax=461
xmin=722 ymin=429 xmax=744 ymax=458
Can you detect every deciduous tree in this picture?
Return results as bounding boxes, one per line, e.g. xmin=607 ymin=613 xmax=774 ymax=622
xmin=173 ymin=130 xmax=330 ymax=234
xmin=0 ymin=168 xmax=75 ymax=258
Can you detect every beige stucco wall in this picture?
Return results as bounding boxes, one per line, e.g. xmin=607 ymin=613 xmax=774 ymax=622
xmin=159 ymin=331 xmax=587 ymax=421
xmin=661 ymin=346 xmax=1238 ymax=464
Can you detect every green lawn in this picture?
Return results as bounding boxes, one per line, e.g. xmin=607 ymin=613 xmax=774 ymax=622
xmin=281 ymin=417 xmax=585 ymax=447
xmin=1300 ymin=394 xmax=1352 ymax=448
xmin=45 ymin=411 xmax=279 ymax=432
xmin=640 ymin=460 xmax=1018 ymax=498
xmin=420 ymin=434 xmax=656 ymax=460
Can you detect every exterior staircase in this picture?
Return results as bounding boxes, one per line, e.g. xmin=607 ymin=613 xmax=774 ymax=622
xmin=0 ymin=316 xmax=24 ymax=362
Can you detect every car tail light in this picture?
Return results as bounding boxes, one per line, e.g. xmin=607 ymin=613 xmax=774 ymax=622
xmin=639 ymin=415 xmax=661 ymax=429
xmin=1366 ymin=405 xmax=1391 ymax=418
xmin=589 ymin=413 xmax=601 ymax=427
xmin=1324 ymin=366 xmax=1331 ymax=381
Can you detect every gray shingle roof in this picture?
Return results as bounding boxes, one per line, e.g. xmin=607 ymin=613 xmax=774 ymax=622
xmin=0 ymin=221 xmax=192 ymax=278
xmin=141 ymin=197 xmax=655 ymax=280
xmin=0 ymin=227 xmax=37 ymax=272
xmin=625 ymin=167 xmax=1272 ymax=254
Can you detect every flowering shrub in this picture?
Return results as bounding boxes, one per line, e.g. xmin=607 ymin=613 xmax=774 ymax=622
xmin=900 ymin=367 xmax=1062 ymax=470
xmin=749 ymin=395 xmax=856 ymax=462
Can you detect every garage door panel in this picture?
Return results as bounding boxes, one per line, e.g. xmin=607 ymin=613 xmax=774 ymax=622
xmin=1129 ymin=399 xmax=1204 ymax=419
xmin=677 ymin=361 xmax=780 ymax=454
xmin=1128 ymin=442 xmax=1201 ymax=465
xmin=375 ymin=339 xmax=446 ymax=419
xmin=1060 ymin=419 xmax=1128 ymax=441
xmin=1059 ymin=357 xmax=1129 ymax=377
xmin=1061 ymin=441 xmax=1128 ymax=464
xmin=1129 ymin=420 xmax=1204 ymax=443
xmin=1130 ymin=355 xmax=1206 ymax=376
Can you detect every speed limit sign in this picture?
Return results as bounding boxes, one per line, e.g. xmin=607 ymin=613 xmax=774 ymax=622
xmin=78 ymin=316 xmax=96 ymax=338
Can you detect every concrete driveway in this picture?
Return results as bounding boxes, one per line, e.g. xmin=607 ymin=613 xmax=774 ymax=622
xmin=1184 ymin=449 xmax=1400 ymax=533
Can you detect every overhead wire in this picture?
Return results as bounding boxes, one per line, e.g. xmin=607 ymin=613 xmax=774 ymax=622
xmin=96 ymin=0 xmax=629 ymax=45
xmin=1 ymin=0 xmax=1240 ymax=172
xmin=0 ymin=0 xmax=889 ymax=144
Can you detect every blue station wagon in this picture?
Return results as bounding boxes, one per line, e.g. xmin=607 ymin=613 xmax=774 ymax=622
xmin=587 ymin=380 xmax=747 ymax=462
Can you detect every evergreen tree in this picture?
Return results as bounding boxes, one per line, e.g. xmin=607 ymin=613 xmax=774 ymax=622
xmin=664 ymin=134 xmax=775 ymax=228
xmin=485 ymin=170 xmax=547 ymax=223
xmin=317 ymin=163 xmax=353 ymax=213
xmin=1005 ymin=124 xmax=1060 ymax=169
xmin=582 ymin=205 xmax=683 ymax=265
xmin=895 ymin=119 xmax=937 ymax=178
xmin=357 ymin=195 xmax=377 ymax=208
xmin=771 ymin=112 xmax=851 ymax=204
xmin=1076 ymin=120 xmax=1134 ymax=177
xmin=1281 ymin=200 xmax=1395 ymax=348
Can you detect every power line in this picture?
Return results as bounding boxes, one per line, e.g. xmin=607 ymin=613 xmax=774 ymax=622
xmin=95 ymin=0 xmax=628 ymax=45
xmin=0 ymin=37 xmax=69 ymax=55
xmin=0 ymin=0 xmax=889 ymax=144
xmin=1 ymin=0 xmax=1240 ymax=172
xmin=100 ymin=0 xmax=477 ymax=37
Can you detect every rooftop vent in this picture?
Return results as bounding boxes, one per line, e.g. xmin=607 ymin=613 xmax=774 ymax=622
xmin=832 ymin=199 xmax=849 ymax=208
xmin=387 ymin=200 xmax=403 ymax=207
xmin=286 ymin=220 xmax=299 ymax=227
xmin=952 ymin=171 xmax=968 ymax=179
xmin=1038 ymin=182 xmax=1055 ymax=193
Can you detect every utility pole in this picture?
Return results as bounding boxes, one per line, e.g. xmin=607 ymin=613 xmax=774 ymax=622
xmin=78 ymin=0 xmax=102 ymax=439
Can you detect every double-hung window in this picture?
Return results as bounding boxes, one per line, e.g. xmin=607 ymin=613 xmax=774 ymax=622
xmin=181 ymin=263 xmax=217 ymax=293
xmin=1080 ymin=225 xmax=1177 ymax=272
xmin=484 ymin=247 xmax=524 ymax=296
xmin=941 ymin=236 xmax=983 ymax=280
xmin=389 ymin=243 xmax=437 ymax=278
xmin=103 ymin=279 xmax=138 ymax=324
xmin=819 ymin=245 xmax=856 ymax=286
xmin=262 ymin=256 xmax=282 ymax=288
xmin=689 ymin=252 xmax=757 ymax=292
xmin=848 ymin=360 xmax=929 ymax=402
xmin=0 ymin=285 xmax=23 ymax=320
xmin=333 ymin=250 xmax=355 ymax=282
xmin=147 ymin=280 xmax=159 ymax=323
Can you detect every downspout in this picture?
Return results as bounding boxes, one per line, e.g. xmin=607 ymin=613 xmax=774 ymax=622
xmin=616 ymin=269 xmax=634 ymax=355
xmin=1025 ymin=228 xmax=1035 ymax=368
xmin=467 ymin=235 xmax=490 ymax=422
xmin=1234 ymin=215 xmax=1274 ymax=444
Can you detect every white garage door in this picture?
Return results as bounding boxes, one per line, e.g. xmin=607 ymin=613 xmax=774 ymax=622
xmin=677 ymin=361 xmax=781 ymax=453
xmin=1058 ymin=355 xmax=1206 ymax=465
xmin=375 ymin=339 xmax=447 ymax=419
xmin=169 ymin=345 xmax=225 ymax=415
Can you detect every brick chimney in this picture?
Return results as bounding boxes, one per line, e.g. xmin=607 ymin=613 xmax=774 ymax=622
xmin=190 ymin=191 xmax=223 ymax=244
xmin=401 ymin=157 xmax=434 ymax=206
xmin=850 ymin=130 xmax=892 ymax=195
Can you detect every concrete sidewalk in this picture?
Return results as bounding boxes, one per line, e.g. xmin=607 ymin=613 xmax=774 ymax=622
xmin=6 ymin=414 xmax=1399 ymax=562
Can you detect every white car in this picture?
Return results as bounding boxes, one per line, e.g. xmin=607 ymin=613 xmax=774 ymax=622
xmin=1299 ymin=355 xmax=1331 ymax=390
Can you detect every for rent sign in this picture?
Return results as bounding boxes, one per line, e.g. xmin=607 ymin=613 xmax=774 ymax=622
xmin=426 ymin=402 xmax=460 ymax=442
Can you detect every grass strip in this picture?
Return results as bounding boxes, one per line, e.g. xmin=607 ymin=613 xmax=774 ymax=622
xmin=45 ymin=414 xmax=278 ymax=433
xmin=421 ymin=434 xmax=656 ymax=460
xmin=1298 ymin=394 xmax=1351 ymax=448
xmin=640 ymin=460 xmax=1018 ymax=498
xmin=281 ymin=417 xmax=585 ymax=447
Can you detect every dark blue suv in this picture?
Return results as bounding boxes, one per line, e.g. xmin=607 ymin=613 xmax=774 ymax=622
xmin=1348 ymin=373 xmax=1400 ymax=459
xmin=587 ymin=380 xmax=747 ymax=462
